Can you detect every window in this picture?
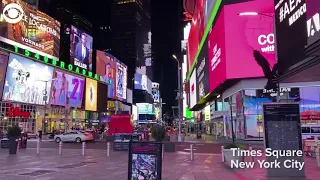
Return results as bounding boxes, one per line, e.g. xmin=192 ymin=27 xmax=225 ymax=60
xmin=311 ymin=127 xmax=320 ymax=133
xmin=301 ymin=127 xmax=311 ymax=133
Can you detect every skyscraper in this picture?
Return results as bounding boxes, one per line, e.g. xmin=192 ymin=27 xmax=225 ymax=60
xmin=111 ymin=0 xmax=152 ymax=89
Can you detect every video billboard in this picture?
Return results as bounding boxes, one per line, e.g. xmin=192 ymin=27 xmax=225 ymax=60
xmin=3 ymin=53 xmax=54 ymax=105
xmin=196 ymin=38 xmax=209 ymax=101
xmin=70 ymin=25 xmax=93 ymax=71
xmin=152 ymin=82 xmax=160 ymax=103
xmin=275 ymin=0 xmax=307 ymax=73
xmin=189 ymin=68 xmax=197 ymax=108
xmin=187 ymin=0 xmax=205 ymax=69
xmin=51 ymin=69 xmax=85 ymax=108
xmin=0 ymin=51 xmax=9 ymax=98
xmin=96 ymin=50 xmax=116 ymax=98
xmin=0 ymin=0 xmax=61 ymax=58
xmin=306 ymin=0 xmax=320 ymax=45
xmin=208 ymin=0 xmax=276 ymax=92
xmin=134 ymin=73 xmax=148 ymax=90
xmin=116 ymin=61 xmax=127 ymax=100
xmin=85 ymin=78 xmax=97 ymax=111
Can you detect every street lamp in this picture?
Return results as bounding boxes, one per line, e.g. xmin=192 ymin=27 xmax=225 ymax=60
xmin=172 ymin=54 xmax=183 ymax=142
xmin=37 ymin=78 xmax=57 ymax=133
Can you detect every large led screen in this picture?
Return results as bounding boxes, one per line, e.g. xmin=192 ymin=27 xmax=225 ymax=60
xmin=306 ymin=0 xmax=320 ymax=45
xmin=96 ymin=50 xmax=116 ymax=98
xmin=134 ymin=73 xmax=148 ymax=90
xmin=85 ymin=78 xmax=97 ymax=111
xmin=0 ymin=51 xmax=9 ymax=98
xmin=275 ymin=0 xmax=307 ymax=74
xmin=152 ymin=82 xmax=160 ymax=103
xmin=0 ymin=0 xmax=60 ymax=59
xmin=196 ymin=38 xmax=209 ymax=101
xmin=187 ymin=0 xmax=205 ymax=69
xmin=208 ymin=0 xmax=275 ymax=92
xmin=51 ymin=69 xmax=85 ymax=108
xmin=116 ymin=61 xmax=127 ymax=100
xmin=70 ymin=25 xmax=93 ymax=71
xmin=3 ymin=53 xmax=54 ymax=105
xmin=189 ymin=68 xmax=197 ymax=108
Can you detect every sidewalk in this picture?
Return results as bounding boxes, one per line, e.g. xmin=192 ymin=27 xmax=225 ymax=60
xmin=0 ymin=148 xmax=319 ymax=180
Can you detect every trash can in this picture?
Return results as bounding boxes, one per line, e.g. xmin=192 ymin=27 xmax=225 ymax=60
xmin=20 ymin=133 xmax=28 ymax=149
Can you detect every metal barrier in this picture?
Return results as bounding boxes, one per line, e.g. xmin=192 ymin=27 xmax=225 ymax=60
xmin=221 ymin=146 xmax=224 ymax=162
xmin=36 ymin=139 xmax=40 ymax=155
xmin=107 ymin=142 xmax=110 ymax=157
xmin=162 ymin=144 xmax=164 ymax=159
xmin=249 ymin=146 xmax=254 ymax=162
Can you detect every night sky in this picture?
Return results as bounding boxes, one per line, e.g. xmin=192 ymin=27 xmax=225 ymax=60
xmin=44 ymin=0 xmax=184 ymax=115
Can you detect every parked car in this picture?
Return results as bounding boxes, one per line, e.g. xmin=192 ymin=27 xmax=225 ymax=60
xmin=54 ymin=131 xmax=94 ymax=143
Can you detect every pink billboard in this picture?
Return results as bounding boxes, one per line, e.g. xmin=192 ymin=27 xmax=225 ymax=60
xmin=187 ymin=0 xmax=205 ymax=69
xmin=208 ymin=0 xmax=275 ymax=92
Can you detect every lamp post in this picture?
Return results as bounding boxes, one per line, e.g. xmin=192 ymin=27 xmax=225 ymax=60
xmin=37 ymin=78 xmax=57 ymax=133
xmin=238 ymin=12 xmax=280 ymax=101
xmin=172 ymin=54 xmax=183 ymax=142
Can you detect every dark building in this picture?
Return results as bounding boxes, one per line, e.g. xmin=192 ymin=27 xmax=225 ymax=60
xmin=111 ymin=0 xmax=153 ymax=103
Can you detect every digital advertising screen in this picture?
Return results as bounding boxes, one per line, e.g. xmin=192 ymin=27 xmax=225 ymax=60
xmin=196 ymin=38 xmax=209 ymax=102
xmin=274 ymin=0 xmax=307 ymax=74
xmin=3 ymin=53 xmax=54 ymax=105
xmin=189 ymin=68 xmax=197 ymax=108
xmin=0 ymin=51 xmax=9 ymax=98
xmin=205 ymin=0 xmax=217 ymax=26
xmin=70 ymin=25 xmax=93 ymax=71
xmin=85 ymin=78 xmax=97 ymax=111
xmin=306 ymin=0 xmax=320 ymax=45
xmin=152 ymin=82 xmax=160 ymax=103
xmin=208 ymin=0 xmax=276 ymax=92
xmin=96 ymin=50 xmax=116 ymax=98
xmin=116 ymin=61 xmax=127 ymax=100
xmin=187 ymin=0 xmax=205 ymax=69
xmin=0 ymin=0 xmax=61 ymax=59
xmin=134 ymin=73 xmax=147 ymax=90
xmin=51 ymin=69 xmax=85 ymax=108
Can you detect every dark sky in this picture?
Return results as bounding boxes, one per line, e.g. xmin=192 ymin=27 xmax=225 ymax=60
xmin=152 ymin=0 xmax=184 ymax=115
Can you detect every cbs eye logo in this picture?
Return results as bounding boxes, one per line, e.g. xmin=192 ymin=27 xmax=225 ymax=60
xmin=3 ymin=3 xmax=24 ymax=24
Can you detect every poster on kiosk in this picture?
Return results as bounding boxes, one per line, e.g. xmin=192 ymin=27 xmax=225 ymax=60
xmin=128 ymin=141 xmax=162 ymax=180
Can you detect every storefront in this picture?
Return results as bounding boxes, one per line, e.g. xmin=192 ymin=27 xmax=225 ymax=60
xmin=0 ymin=102 xmax=36 ymax=133
xmin=85 ymin=112 xmax=99 ymax=129
xmin=220 ymin=78 xmax=320 ymax=139
xmin=72 ymin=109 xmax=86 ymax=129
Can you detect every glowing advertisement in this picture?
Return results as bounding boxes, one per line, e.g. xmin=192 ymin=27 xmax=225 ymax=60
xmin=70 ymin=25 xmax=93 ymax=71
xmin=187 ymin=0 xmax=205 ymax=69
xmin=0 ymin=0 xmax=61 ymax=58
xmin=306 ymin=0 xmax=320 ymax=45
xmin=51 ymin=69 xmax=85 ymax=108
xmin=189 ymin=68 xmax=197 ymax=108
xmin=134 ymin=73 xmax=148 ymax=90
xmin=2 ymin=53 xmax=54 ymax=105
xmin=152 ymin=82 xmax=160 ymax=103
xmin=196 ymin=38 xmax=209 ymax=101
xmin=132 ymin=105 xmax=138 ymax=121
xmin=116 ymin=61 xmax=127 ymax=100
xmin=208 ymin=0 xmax=275 ymax=92
xmin=205 ymin=0 xmax=217 ymax=26
xmin=96 ymin=50 xmax=116 ymax=98
xmin=0 ymin=51 xmax=9 ymax=98
xmin=85 ymin=78 xmax=97 ymax=111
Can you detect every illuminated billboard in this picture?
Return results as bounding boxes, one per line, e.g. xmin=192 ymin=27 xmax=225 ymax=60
xmin=85 ymin=78 xmax=97 ymax=111
xmin=116 ymin=61 xmax=127 ymax=100
xmin=0 ymin=0 xmax=61 ymax=59
xmin=70 ymin=25 xmax=93 ymax=71
xmin=3 ymin=53 xmax=54 ymax=105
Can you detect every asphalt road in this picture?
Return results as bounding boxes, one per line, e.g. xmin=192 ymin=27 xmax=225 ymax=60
xmin=23 ymin=140 xmax=264 ymax=154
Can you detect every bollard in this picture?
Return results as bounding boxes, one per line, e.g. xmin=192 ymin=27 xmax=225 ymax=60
xmin=107 ymin=142 xmax=110 ymax=157
xmin=316 ymin=144 xmax=320 ymax=167
xmin=36 ymin=139 xmax=40 ymax=155
xmin=249 ymin=146 xmax=254 ymax=162
xmin=59 ymin=141 xmax=63 ymax=155
xmin=221 ymin=146 xmax=224 ymax=162
xmin=162 ymin=144 xmax=164 ymax=159
xmin=190 ymin=144 xmax=194 ymax=161
xmin=82 ymin=142 xmax=86 ymax=156
xmin=16 ymin=140 xmax=19 ymax=153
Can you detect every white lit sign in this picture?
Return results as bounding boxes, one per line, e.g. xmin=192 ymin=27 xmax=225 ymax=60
xmin=258 ymin=33 xmax=275 ymax=52
xmin=307 ymin=12 xmax=320 ymax=38
xmin=276 ymin=0 xmax=306 ymax=26
xmin=211 ymin=44 xmax=221 ymax=71
xmin=2 ymin=3 xmax=24 ymax=24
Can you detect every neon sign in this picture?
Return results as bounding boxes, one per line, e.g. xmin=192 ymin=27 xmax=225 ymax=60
xmin=0 ymin=42 xmax=109 ymax=84
xmin=7 ymin=104 xmax=31 ymax=119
